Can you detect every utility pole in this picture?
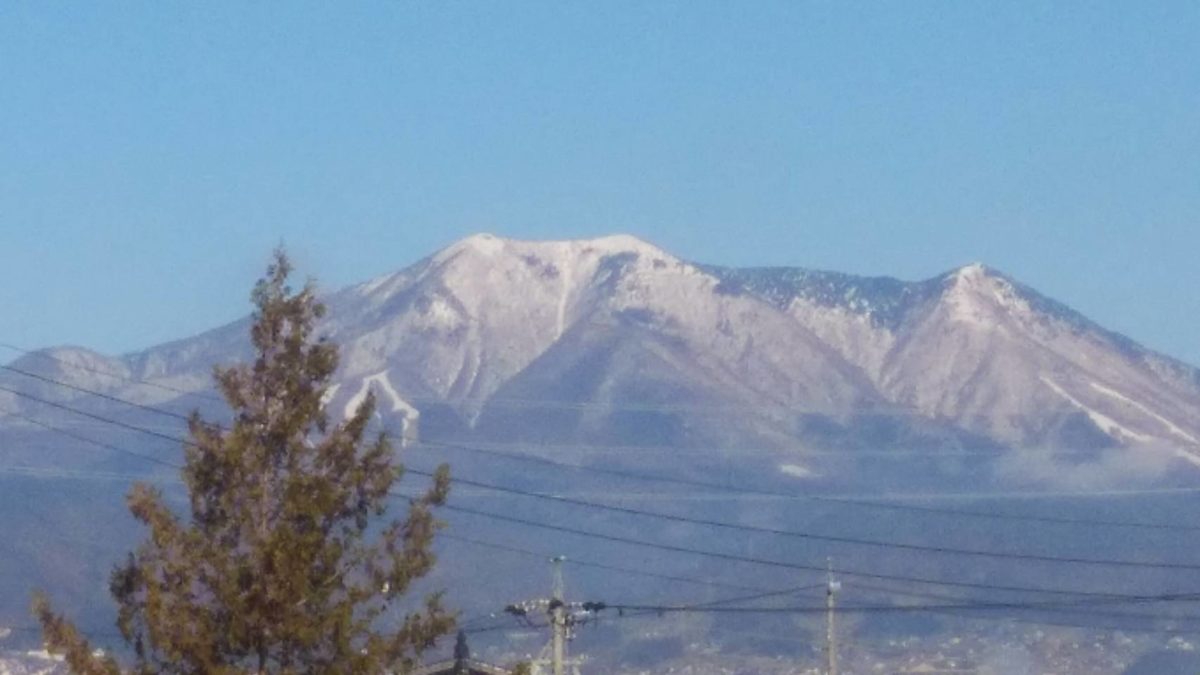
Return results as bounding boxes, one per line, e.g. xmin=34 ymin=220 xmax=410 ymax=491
xmin=551 ymin=556 xmax=565 ymax=675
xmin=504 ymin=556 xmax=604 ymax=675
xmin=825 ymin=558 xmax=840 ymax=675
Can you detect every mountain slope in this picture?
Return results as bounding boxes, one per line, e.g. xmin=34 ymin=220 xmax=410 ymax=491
xmin=7 ymin=234 xmax=1200 ymax=660
xmin=707 ymin=261 xmax=1200 ymax=462
xmin=4 ymin=234 xmax=1200 ymax=471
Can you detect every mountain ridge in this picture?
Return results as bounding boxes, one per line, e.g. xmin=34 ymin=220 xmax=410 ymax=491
xmin=4 ymin=234 xmax=1200 ymax=472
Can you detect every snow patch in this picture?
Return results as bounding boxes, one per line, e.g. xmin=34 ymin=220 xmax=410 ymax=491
xmin=344 ymin=371 xmax=420 ymax=421
xmin=943 ymin=265 xmax=996 ymax=328
xmin=943 ymin=288 xmax=990 ymax=328
xmin=779 ymin=463 xmax=815 ymax=479
xmin=955 ymin=262 xmax=988 ymax=282
xmin=356 ymin=273 xmax=395 ymax=296
xmin=1090 ymin=382 xmax=1199 ymax=445
xmin=582 ymin=234 xmax=664 ymax=258
xmin=437 ymin=233 xmax=670 ymax=268
xmin=1039 ymin=376 xmax=1153 ymax=444
xmin=321 ymin=383 xmax=341 ymax=406
xmin=423 ymin=296 xmax=461 ymax=328
xmin=941 ymin=264 xmax=1035 ymax=330
xmin=434 ymin=233 xmax=505 ymax=264
xmin=555 ymin=254 xmax=574 ymax=339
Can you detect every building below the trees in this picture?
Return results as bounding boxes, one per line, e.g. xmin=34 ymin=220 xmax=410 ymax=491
xmin=411 ymin=632 xmax=513 ymax=675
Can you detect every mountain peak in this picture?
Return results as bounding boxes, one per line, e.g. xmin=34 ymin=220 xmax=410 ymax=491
xmin=944 ymin=262 xmax=1005 ymax=286
xmin=954 ymin=261 xmax=989 ymax=278
xmin=9 ymin=345 xmax=122 ymax=374
xmin=423 ymin=233 xmax=676 ymax=279
xmin=10 ymin=234 xmax=1200 ymax=471
xmin=439 ymin=232 xmax=665 ymax=259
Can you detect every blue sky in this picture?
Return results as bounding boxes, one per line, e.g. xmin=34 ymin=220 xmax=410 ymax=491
xmin=2 ymin=2 xmax=1198 ymax=364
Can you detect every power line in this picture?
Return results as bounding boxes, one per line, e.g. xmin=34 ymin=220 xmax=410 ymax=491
xmin=0 ymin=465 xmax=795 ymax=632
xmin=427 ymin=499 xmax=1180 ymax=600
xmin=960 ymin=611 xmax=1200 ymax=636
xmin=416 ymin=440 xmax=1200 ymax=531
xmin=602 ymin=591 xmax=1200 ymax=616
xmin=577 ymin=591 xmax=1200 ymax=640
xmin=11 ymin=357 xmax=1200 ymax=521
xmin=11 ymin=375 xmax=1196 ymax=572
xmin=0 ymin=364 xmax=198 ymax=423
xmin=400 ymin=466 xmax=1200 ymax=571
xmin=1 ymin=397 xmax=815 ymax=600
xmin=0 ymin=341 xmax=223 ymax=403
xmin=3 ymin=410 xmax=181 ymax=469
xmin=23 ymin=466 xmax=1185 ymax=626
xmin=437 ymin=532 xmax=776 ymax=593
xmin=7 ymin=380 xmax=1197 ymax=602
xmin=11 ymin=347 xmax=1200 ymax=532
xmin=0 ymin=340 xmax=910 ymax=417
xmin=0 ymin=342 xmax=1125 ymax=462
xmin=15 ymin=449 xmax=1200 ymax=655
xmin=844 ymin=580 xmax=1200 ymax=624
xmin=606 ymin=584 xmax=830 ymax=622
xmin=0 ymin=385 xmax=193 ymax=447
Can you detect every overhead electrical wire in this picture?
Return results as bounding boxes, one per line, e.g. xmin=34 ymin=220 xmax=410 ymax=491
xmin=42 ymin=353 xmax=1195 ymax=656
xmin=399 ymin=466 xmax=1200 ymax=571
xmin=0 ymin=340 xmax=906 ymax=416
xmin=436 ymin=532 xmax=776 ymax=594
xmin=2 ymin=408 xmax=181 ymax=469
xmin=0 ymin=341 xmax=224 ymax=403
xmin=7 ymin=379 xmax=1200 ymax=602
xmin=8 ymin=378 xmax=1199 ymax=574
xmin=844 ymin=580 xmax=1200 ymax=624
xmin=0 ymin=450 xmax=785 ymax=616
xmin=585 ymin=593 xmax=1200 ymax=638
xmin=9 ymin=344 xmax=1200 ymax=529
xmin=0 ymin=384 xmax=195 ymax=447
xmin=601 ymin=590 xmax=1200 ymax=616
xmin=415 ymin=440 xmax=1200 ymax=531
xmin=419 ymin=498 xmax=1187 ymax=600
xmin=4 ymin=406 xmax=862 ymax=605
xmin=7 ymin=366 xmax=1200 ymax=531
xmin=0 ymin=364 xmax=199 ymax=423
xmin=594 ymin=596 xmax=1200 ymax=638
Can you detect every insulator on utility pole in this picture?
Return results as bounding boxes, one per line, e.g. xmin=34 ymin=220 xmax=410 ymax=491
xmin=504 ymin=555 xmax=601 ymax=675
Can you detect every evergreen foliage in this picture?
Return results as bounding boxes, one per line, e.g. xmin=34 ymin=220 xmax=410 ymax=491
xmin=33 ymin=251 xmax=454 ymax=674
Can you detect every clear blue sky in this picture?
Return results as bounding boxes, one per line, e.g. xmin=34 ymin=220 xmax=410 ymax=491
xmin=2 ymin=2 xmax=1198 ymax=365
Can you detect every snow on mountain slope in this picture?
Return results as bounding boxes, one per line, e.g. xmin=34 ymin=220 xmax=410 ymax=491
xmin=308 ymin=233 xmax=880 ymax=443
xmin=882 ymin=265 xmax=1200 ymax=455
xmin=468 ymin=249 xmax=883 ymax=449
xmin=709 ymin=261 xmax=1200 ymax=455
xmin=313 ymin=234 xmax=698 ymax=421
xmin=6 ymin=234 xmax=1200 ymax=465
xmin=0 ymin=346 xmax=144 ymax=417
xmin=9 ymin=234 xmax=1200 ymax=665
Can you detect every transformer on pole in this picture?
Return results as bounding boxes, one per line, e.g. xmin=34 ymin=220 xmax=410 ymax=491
xmin=504 ymin=556 xmax=604 ymax=675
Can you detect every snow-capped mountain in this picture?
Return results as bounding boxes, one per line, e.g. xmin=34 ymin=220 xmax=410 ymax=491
xmin=7 ymin=234 xmax=1200 ymax=655
xmin=710 ymin=262 xmax=1200 ymax=462
xmin=4 ymin=233 xmax=1200 ymax=468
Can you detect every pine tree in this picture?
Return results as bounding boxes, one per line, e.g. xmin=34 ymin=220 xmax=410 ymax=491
xmin=33 ymin=251 xmax=454 ymax=674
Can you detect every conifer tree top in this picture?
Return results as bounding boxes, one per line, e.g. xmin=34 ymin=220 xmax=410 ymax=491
xmin=35 ymin=250 xmax=455 ymax=674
